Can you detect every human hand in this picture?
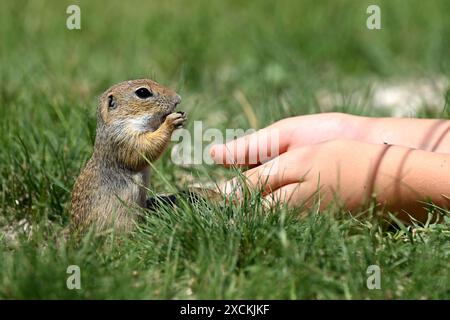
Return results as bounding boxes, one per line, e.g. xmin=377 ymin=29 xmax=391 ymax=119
xmin=211 ymin=136 xmax=378 ymax=210
xmin=210 ymin=113 xmax=450 ymax=221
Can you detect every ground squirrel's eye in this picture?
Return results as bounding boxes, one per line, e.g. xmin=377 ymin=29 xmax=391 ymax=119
xmin=135 ymin=87 xmax=153 ymax=99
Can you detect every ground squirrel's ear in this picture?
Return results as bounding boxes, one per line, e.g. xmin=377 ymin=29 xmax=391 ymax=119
xmin=107 ymin=94 xmax=117 ymax=110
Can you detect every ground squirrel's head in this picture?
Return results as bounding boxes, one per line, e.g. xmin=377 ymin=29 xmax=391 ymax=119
xmin=94 ymin=79 xmax=182 ymax=168
xmin=98 ymin=79 xmax=181 ymax=133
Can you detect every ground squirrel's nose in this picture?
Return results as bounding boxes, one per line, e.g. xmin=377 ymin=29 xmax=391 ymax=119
xmin=173 ymin=94 xmax=181 ymax=107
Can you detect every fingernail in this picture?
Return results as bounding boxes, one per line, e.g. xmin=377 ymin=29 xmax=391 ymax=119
xmin=210 ymin=144 xmax=225 ymax=164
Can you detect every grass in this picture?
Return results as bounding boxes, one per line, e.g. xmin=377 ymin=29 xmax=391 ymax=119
xmin=0 ymin=0 xmax=449 ymax=299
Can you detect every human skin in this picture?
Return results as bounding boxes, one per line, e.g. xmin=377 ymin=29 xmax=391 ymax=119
xmin=209 ymin=113 xmax=450 ymax=222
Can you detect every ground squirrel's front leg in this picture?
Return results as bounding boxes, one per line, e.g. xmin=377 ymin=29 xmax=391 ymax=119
xmin=143 ymin=111 xmax=187 ymax=160
xmin=119 ymin=112 xmax=187 ymax=170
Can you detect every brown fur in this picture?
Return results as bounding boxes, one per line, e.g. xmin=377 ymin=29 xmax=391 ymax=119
xmin=71 ymin=79 xmax=186 ymax=233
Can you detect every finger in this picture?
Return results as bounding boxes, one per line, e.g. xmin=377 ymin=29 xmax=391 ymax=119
xmin=210 ymin=128 xmax=290 ymax=167
xmin=220 ymin=150 xmax=306 ymax=197
xmin=265 ymin=183 xmax=301 ymax=206
xmin=264 ymin=182 xmax=316 ymax=208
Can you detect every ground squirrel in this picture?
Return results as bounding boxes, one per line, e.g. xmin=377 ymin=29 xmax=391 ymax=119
xmin=71 ymin=79 xmax=187 ymax=233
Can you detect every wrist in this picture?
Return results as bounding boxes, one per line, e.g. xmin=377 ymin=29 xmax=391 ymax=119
xmin=367 ymin=145 xmax=450 ymax=222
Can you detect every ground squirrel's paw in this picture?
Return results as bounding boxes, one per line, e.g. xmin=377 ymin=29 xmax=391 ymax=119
xmin=165 ymin=111 xmax=187 ymax=129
